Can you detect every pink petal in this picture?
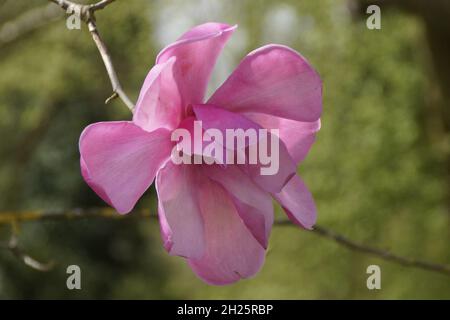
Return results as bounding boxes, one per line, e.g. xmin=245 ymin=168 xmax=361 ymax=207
xmin=209 ymin=44 xmax=322 ymax=122
xmin=188 ymin=172 xmax=266 ymax=285
xmin=156 ymin=162 xmax=205 ymax=259
xmin=193 ymin=105 xmax=258 ymax=164
xmin=79 ymin=121 xmax=172 ymax=214
xmin=242 ymin=131 xmax=297 ymax=194
xmin=244 ymin=113 xmax=321 ymax=164
xmin=175 ymin=116 xmax=203 ymax=155
xmin=174 ymin=116 xmax=223 ymax=164
xmin=194 ymin=104 xmax=260 ymax=135
xmin=157 ymin=205 xmax=173 ymax=253
xmin=193 ymin=104 xmax=297 ymax=193
xmin=193 ymin=104 xmax=261 ymax=151
xmin=80 ymin=156 xmax=112 ymax=206
xmin=133 ymin=57 xmax=183 ymax=132
xmin=202 ymin=165 xmax=273 ymax=249
xmin=157 ymin=23 xmax=236 ymax=107
xmin=273 ymin=174 xmax=317 ymax=229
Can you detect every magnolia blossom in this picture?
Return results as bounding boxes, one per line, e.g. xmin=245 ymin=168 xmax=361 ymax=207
xmin=79 ymin=23 xmax=322 ymax=285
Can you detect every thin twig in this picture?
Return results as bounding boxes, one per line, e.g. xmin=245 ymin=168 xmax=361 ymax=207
xmin=48 ymin=0 xmax=135 ymax=111
xmin=0 ymin=231 xmax=54 ymax=272
xmin=87 ymin=20 xmax=135 ymax=110
xmin=0 ymin=208 xmax=449 ymax=276
xmin=89 ymin=0 xmax=116 ymax=11
xmin=0 ymin=208 xmax=152 ymax=224
xmin=276 ymin=219 xmax=450 ymax=277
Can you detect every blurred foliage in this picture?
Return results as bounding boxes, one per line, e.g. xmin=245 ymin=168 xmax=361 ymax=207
xmin=0 ymin=0 xmax=448 ymax=298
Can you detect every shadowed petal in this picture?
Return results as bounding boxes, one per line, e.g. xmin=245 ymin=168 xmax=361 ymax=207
xmin=202 ymin=165 xmax=273 ymax=248
xmin=156 ymin=161 xmax=205 ymax=259
xmin=133 ymin=57 xmax=183 ymax=132
xmin=173 ymin=116 xmax=224 ymax=164
xmin=209 ymin=44 xmax=322 ymax=122
xmin=79 ymin=121 xmax=172 ymax=214
xmin=244 ymin=113 xmax=321 ymax=164
xmin=274 ymin=174 xmax=317 ymax=229
xmin=193 ymin=104 xmax=297 ymax=193
xmin=194 ymin=104 xmax=260 ymax=137
xmin=242 ymin=131 xmax=297 ymax=194
xmin=157 ymin=23 xmax=236 ymax=107
xmin=188 ymin=172 xmax=266 ymax=285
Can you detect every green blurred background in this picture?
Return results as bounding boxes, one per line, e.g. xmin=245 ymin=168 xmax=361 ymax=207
xmin=0 ymin=0 xmax=449 ymax=299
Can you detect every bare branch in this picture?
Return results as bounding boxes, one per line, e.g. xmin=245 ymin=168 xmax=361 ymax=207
xmin=48 ymin=0 xmax=135 ymax=111
xmin=89 ymin=0 xmax=116 ymax=11
xmin=277 ymin=220 xmax=450 ymax=277
xmin=0 ymin=234 xmax=54 ymax=272
xmin=1 ymin=208 xmax=449 ymax=277
xmin=0 ymin=208 xmax=151 ymax=224
xmin=49 ymin=0 xmax=115 ymax=12
xmin=87 ymin=20 xmax=135 ymax=110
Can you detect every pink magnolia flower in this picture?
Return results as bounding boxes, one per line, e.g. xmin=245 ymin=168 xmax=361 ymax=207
xmin=79 ymin=23 xmax=322 ymax=285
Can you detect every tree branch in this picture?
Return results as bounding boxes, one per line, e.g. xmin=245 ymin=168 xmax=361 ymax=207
xmin=48 ymin=0 xmax=135 ymax=111
xmin=276 ymin=220 xmax=450 ymax=277
xmin=88 ymin=21 xmax=135 ymax=110
xmin=88 ymin=0 xmax=117 ymax=11
xmin=1 ymin=208 xmax=449 ymax=276
xmin=0 ymin=230 xmax=54 ymax=272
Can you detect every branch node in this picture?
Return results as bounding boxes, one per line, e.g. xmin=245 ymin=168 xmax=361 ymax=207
xmin=49 ymin=0 xmax=134 ymax=112
xmin=105 ymin=91 xmax=119 ymax=104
